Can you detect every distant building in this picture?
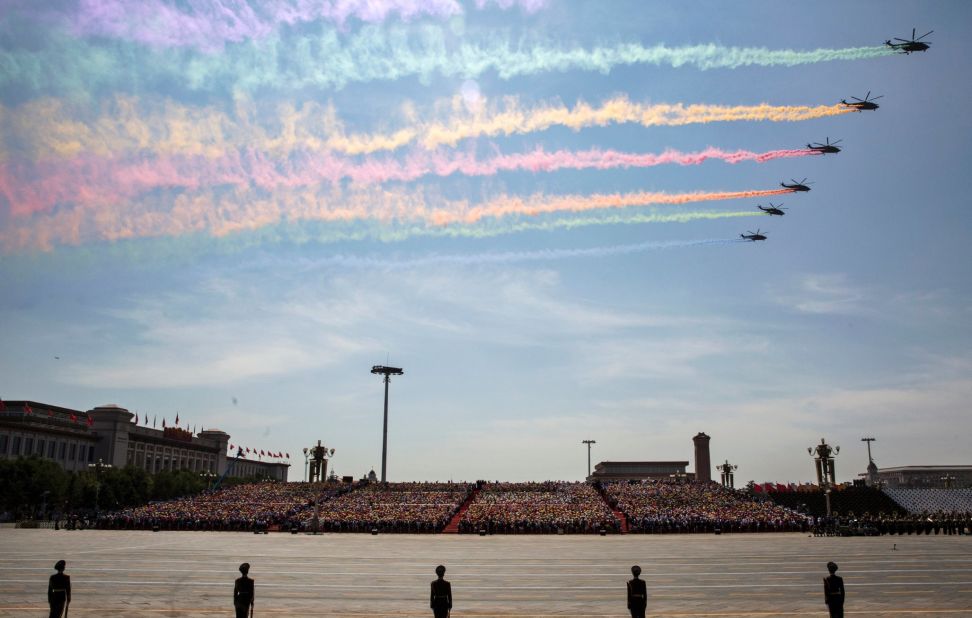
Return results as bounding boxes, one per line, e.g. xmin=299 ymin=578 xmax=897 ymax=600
xmin=876 ymin=465 xmax=972 ymax=489
xmin=588 ymin=461 xmax=690 ymax=482
xmin=0 ymin=401 xmax=288 ymax=481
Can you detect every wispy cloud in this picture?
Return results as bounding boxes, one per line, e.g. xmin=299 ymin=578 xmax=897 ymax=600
xmin=772 ymin=273 xmax=868 ymax=315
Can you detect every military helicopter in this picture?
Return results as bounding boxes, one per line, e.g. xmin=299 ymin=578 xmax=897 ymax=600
xmin=740 ymin=229 xmax=767 ymax=242
xmin=886 ymin=28 xmax=933 ymax=54
xmin=807 ymin=137 xmax=842 ymax=154
xmin=781 ymin=178 xmax=813 ymax=192
xmin=841 ymin=92 xmax=883 ymax=112
xmin=758 ymin=203 xmax=787 ymax=216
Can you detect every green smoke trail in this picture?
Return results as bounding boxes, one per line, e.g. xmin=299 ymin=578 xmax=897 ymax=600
xmin=2 ymin=210 xmax=760 ymax=277
xmin=0 ymin=23 xmax=896 ymax=99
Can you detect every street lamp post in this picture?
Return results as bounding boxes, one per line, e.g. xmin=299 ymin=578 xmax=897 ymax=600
xmin=808 ymin=439 xmax=839 ymax=516
xmin=717 ymin=460 xmax=739 ymax=489
xmin=199 ymin=471 xmax=217 ymax=491
xmin=581 ymin=440 xmax=596 ymax=479
xmin=87 ymin=458 xmax=113 ymax=514
xmin=303 ymin=448 xmax=310 ymax=482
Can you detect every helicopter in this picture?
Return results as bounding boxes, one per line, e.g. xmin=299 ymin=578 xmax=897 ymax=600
xmin=841 ymin=91 xmax=883 ymax=112
xmin=886 ymin=28 xmax=933 ymax=54
xmin=781 ymin=178 xmax=813 ymax=192
xmin=758 ymin=203 xmax=787 ymax=216
xmin=807 ymin=137 xmax=842 ymax=154
xmin=740 ymin=229 xmax=767 ymax=242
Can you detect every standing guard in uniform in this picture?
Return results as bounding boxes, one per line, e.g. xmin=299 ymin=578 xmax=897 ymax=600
xmin=823 ymin=561 xmax=845 ymax=618
xmin=48 ymin=560 xmax=71 ymax=618
xmin=430 ymin=564 xmax=452 ymax=618
xmin=627 ymin=565 xmax=647 ymax=618
xmin=234 ymin=563 xmax=255 ymax=618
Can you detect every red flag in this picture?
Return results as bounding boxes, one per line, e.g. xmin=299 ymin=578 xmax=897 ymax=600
xmin=175 ymin=412 xmax=179 ymax=425
xmin=153 ymin=415 xmax=156 ymax=428
xmin=0 ymin=399 xmax=5 ymax=411
xmin=69 ymin=412 xmax=77 ymax=423
xmin=229 ymin=443 xmax=234 ymax=450
xmin=48 ymin=409 xmax=54 ymax=418
xmin=260 ymin=450 xmax=265 ymax=456
xmin=25 ymin=403 xmax=33 ymax=416
xmin=86 ymin=414 xmax=93 ymax=427
xmin=134 ymin=413 xmax=139 ymax=424
xmin=245 ymin=447 xmax=250 ymax=453
xmin=162 ymin=418 xmax=166 ymax=428
xmin=286 ymin=453 xmax=290 ymax=459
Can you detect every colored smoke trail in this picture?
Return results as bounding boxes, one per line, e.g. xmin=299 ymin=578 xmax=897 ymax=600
xmin=1 ymin=147 xmax=816 ymax=216
xmin=0 ymin=25 xmax=898 ymax=98
xmin=27 ymin=0 xmax=548 ymax=52
xmin=3 ymin=95 xmax=854 ymax=162
xmin=1 ymin=183 xmax=789 ymax=252
xmin=281 ymin=239 xmax=743 ymax=270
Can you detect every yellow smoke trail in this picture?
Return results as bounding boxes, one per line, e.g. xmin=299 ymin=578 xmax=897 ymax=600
xmin=4 ymin=95 xmax=856 ymax=161
xmin=1 ymin=185 xmax=791 ymax=253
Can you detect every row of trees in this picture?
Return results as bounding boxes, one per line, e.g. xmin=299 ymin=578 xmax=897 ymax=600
xmin=0 ymin=456 xmax=216 ymax=519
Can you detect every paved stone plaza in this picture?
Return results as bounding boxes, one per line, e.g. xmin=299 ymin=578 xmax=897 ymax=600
xmin=0 ymin=530 xmax=969 ymax=617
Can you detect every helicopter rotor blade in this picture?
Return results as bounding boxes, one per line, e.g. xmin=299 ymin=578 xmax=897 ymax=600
xmin=893 ymin=38 xmax=910 ymax=43
xmin=865 ymin=90 xmax=871 ymax=101
xmin=912 ymin=27 xmax=916 ymax=41
xmin=870 ymin=95 xmax=884 ymax=100
xmin=831 ymin=139 xmax=843 ymax=145
xmin=917 ymin=30 xmax=933 ymax=41
xmin=851 ymin=96 xmax=864 ymax=102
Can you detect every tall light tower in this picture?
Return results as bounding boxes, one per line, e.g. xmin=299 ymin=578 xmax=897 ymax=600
xmin=371 ymin=364 xmax=404 ymax=484
xmin=861 ymin=437 xmax=876 ymax=464
xmin=582 ymin=439 xmax=596 ymax=478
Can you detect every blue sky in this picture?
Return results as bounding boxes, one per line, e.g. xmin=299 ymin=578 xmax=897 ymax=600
xmin=1 ymin=1 xmax=970 ymax=483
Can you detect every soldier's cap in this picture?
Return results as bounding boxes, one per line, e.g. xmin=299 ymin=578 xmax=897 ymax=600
xmin=631 ymin=565 xmax=641 ymax=576
xmin=827 ymin=561 xmax=838 ymax=573
xmin=435 ymin=565 xmax=446 ymax=576
xmin=54 ymin=560 xmax=66 ymax=572
xmin=239 ymin=563 xmax=250 ymax=574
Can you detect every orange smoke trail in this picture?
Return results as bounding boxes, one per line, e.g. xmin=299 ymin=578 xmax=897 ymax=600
xmin=6 ymin=96 xmax=858 ymax=161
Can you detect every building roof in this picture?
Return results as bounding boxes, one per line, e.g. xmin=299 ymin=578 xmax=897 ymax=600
xmin=878 ymin=465 xmax=972 ymax=473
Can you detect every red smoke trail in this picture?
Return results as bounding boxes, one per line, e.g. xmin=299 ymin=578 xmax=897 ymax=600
xmin=0 ymin=148 xmax=815 ymax=217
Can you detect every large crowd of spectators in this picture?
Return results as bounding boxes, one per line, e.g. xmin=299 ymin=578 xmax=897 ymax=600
xmin=604 ymin=480 xmax=811 ymax=533
xmin=302 ymin=482 xmax=474 ymax=533
xmin=99 ymin=481 xmax=349 ymax=531
xmin=458 ymin=482 xmax=619 ymax=534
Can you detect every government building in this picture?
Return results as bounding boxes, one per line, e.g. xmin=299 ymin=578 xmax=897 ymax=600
xmin=0 ymin=400 xmax=288 ymax=481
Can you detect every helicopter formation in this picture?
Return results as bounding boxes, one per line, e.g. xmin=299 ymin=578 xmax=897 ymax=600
xmin=740 ymin=28 xmax=929 ymax=243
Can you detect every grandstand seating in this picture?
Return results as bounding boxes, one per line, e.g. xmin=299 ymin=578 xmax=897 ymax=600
xmin=766 ymin=487 xmax=906 ymax=518
xmin=606 ymin=480 xmax=809 ymax=533
xmin=883 ymin=488 xmax=972 ymax=515
xmin=458 ymin=482 xmax=618 ymax=533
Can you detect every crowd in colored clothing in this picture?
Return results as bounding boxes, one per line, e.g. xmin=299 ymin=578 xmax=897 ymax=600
xmin=604 ymin=480 xmax=811 ymax=533
xmin=99 ymin=481 xmax=349 ymax=530
xmin=459 ymin=482 xmax=619 ymax=534
xmin=301 ymin=482 xmax=474 ymax=533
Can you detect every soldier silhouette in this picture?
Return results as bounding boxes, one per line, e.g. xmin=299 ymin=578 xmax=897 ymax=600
xmin=823 ymin=561 xmax=845 ymax=618
xmin=627 ymin=565 xmax=647 ymax=618
xmin=234 ymin=563 xmax=255 ymax=618
xmin=48 ymin=560 xmax=70 ymax=618
xmin=430 ymin=564 xmax=452 ymax=618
